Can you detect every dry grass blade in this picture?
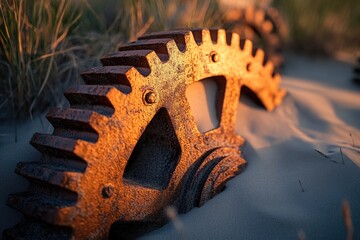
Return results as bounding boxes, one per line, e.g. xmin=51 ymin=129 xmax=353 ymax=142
xmin=0 ymin=0 xmax=82 ymax=120
xmin=298 ymin=180 xmax=305 ymax=192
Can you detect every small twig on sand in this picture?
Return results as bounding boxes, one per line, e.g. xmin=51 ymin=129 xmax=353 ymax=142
xmin=314 ymin=149 xmax=339 ymax=164
xmin=340 ymin=147 xmax=344 ymax=165
xmin=298 ymin=180 xmax=305 ymax=192
xmin=350 ymin=133 xmax=360 ymax=152
xmin=314 ymin=149 xmax=329 ymax=158
xmin=349 ymin=133 xmax=355 ymax=147
xmin=342 ymin=200 xmax=353 ymax=240
xmin=165 ymin=206 xmax=183 ymax=233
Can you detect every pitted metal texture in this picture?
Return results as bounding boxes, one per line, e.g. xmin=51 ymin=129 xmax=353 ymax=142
xmin=4 ymin=28 xmax=285 ymax=239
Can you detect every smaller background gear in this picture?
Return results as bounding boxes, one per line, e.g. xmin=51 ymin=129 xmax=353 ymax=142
xmin=222 ymin=6 xmax=288 ymax=69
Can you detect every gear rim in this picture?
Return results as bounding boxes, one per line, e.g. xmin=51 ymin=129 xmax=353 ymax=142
xmin=4 ymin=28 xmax=285 ymax=239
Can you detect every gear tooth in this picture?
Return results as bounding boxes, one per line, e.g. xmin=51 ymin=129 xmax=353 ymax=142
xmin=216 ymin=29 xmax=227 ymax=45
xmin=81 ymin=65 xmax=142 ymax=86
xmin=139 ymin=30 xmax=190 ymax=52
xmin=262 ymin=19 xmax=274 ymax=33
xmin=273 ymin=73 xmax=281 ymax=85
xmin=46 ymin=108 xmax=101 ymax=143
xmin=254 ymin=8 xmax=265 ymax=25
xmin=267 ymin=7 xmax=288 ymax=39
xmin=202 ymin=29 xmax=212 ymax=43
xmin=225 ymin=9 xmax=241 ymax=21
xmin=230 ymin=32 xmax=240 ymax=48
xmin=245 ymin=6 xmax=255 ymax=22
xmin=101 ymin=49 xmax=166 ymax=74
xmin=255 ymin=48 xmax=265 ymax=64
xmin=81 ymin=65 xmax=149 ymax=94
xmin=242 ymin=39 xmax=253 ymax=55
xmin=267 ymin=33 xmax=281 ymax=48
xmin=81 ymin=65 xmax=147 ymax=92
xmin=191 ymin=28 xmax=212 ymax=45
xmin=119 ymin=38 xmax=177 ymax=57
xmin=182 ymin=30 xmax=198 ymax=49
xmin=65 ymin=84 xmax=114 ymax=98
xmin=30 ymin=133 xmax=85 ymax=161
xmin=47 ymin=108 xmax=107 ymax=128
xmin=64 ymin=85 xmax=116 ymax=116
xmin=264 ymin=61 xmax=275 ymax=76
xmin=47 ymin=108 xmax=95 ymax=127
xmin=15 ymin=162 xmax=82 ymax=192
xmin=31 ymin=133 xmax=76 ymax=152
xmin=101 ymin=50 xmax=154 ymax=68
xmin=7 ymin=192 xmax=76 ymax=226
xmin=139 ymin=30 xmax=190 ymax=39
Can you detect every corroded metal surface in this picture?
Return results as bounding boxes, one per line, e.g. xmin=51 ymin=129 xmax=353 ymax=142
xmin=223 ymin=6 xmax=287 ymax=68
xmin=4 ymin=28 xmax=285 ymax=239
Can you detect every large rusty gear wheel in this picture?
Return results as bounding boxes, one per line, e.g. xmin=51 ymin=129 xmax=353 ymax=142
xmin=223 ymin=6 xmax=287 ymax=69
xmin=4 ymin=29 xmax=285 ymax=239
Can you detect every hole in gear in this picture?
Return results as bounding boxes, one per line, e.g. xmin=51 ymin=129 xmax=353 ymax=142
xmin=239 ymin=85 xmax=265 ymax=109
xmin=123 ymin=108 xmax=181 ymax=190
xmin=186 ymin=76 xmax=226 ymax=133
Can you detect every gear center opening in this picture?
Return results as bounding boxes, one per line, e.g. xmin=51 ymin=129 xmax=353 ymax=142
xmin=123 ymin=108 xmax=181 ymax=190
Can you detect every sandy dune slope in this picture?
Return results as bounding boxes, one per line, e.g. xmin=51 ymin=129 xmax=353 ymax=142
xmin=142 ymin=54 xmax=360 ymax=239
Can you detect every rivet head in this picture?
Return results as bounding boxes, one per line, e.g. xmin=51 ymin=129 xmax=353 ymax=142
xmin=102 ymin=185 xmax=114 ymax=198
xmin=246 ymin=62 xmax=252 ymax=71
xmin=145 ymin=91 xmax=157 ymax=104
xmin=211 ymin=52 xmax=219 ymax=62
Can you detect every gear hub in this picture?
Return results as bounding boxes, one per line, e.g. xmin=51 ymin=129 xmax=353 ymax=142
xmin=4 ymin=28 xmax=285 ymax=239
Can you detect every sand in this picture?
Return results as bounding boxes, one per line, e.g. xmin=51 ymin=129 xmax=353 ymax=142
xmin=141 ymin=54 xmax=360 ymax=239
xmin=0 ymin=53 xmax=359 ymax=239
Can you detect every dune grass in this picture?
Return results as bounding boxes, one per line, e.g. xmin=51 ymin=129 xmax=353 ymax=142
xmin=273 ymin=0 xmax=360 ymax=55
xmin=0 ymin=0 xmax=222 ymax=121
xmin=0 ymin=0 xmax=82 ymax=120
xmin=1 ymin=0 xmax=359 ymax=121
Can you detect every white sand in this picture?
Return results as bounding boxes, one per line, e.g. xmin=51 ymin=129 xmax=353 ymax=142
xmin=141 ymin=54 xmax=360 ymax=239
xmin=0 ymin=53 xmax=359 ymax=239
xmin=0 ymin=114 xmax=53 ymax=234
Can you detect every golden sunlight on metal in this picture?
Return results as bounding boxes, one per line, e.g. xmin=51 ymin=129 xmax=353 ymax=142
xmin=5 ymin=28 xmax=285 ymax=239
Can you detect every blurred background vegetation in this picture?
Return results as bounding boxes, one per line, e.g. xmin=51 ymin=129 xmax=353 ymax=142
xmin=1 ymin=0 xmax=359 ymax=121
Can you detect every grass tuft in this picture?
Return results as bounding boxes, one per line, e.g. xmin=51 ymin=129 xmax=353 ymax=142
xmin=0 ymin=0 xmax=82 ymax=120
xmin=273 ymin=0 xmax=360 ymax=56
xmin=1 ymin=0 xmax=359 ymax=120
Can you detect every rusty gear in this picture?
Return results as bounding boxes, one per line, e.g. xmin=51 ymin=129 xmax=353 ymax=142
xmin=223 ymin=6 xmax=287 ymax=69
xmin=4 ymin=29 xmax=285 ymax=239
